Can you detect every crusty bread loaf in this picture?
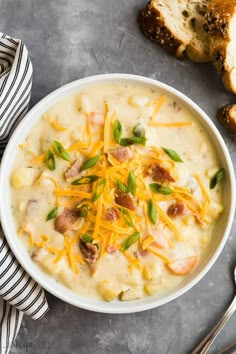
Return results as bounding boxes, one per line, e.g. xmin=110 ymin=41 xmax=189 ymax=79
xmin=217 ymin=104 xmax=236 ymax=139
xmin=204 ymin=0 xmax=236 ymax=94
xmin=138 ymin=0 xmax=210 ymax=62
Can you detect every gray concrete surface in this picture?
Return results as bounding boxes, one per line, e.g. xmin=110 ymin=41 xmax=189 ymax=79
xmin=1 ymin=0 xmax=236 ymax=353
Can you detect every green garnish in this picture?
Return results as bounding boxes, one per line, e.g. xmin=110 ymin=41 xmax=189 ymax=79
xmin=92 ymin=178 xmax=106 ymax=201
xmin=81 ymin=233 xmax=93 ymax=243
xmin=147 ymin=199 xmax=157 ymax=224
xmin=149 ymin=183 xmax=173 ymax=195
xmin=113 ymin=120 xmax=122 ymax=144
xmin=71 ymin=175 xmax=99 ymax=185
xmin=162 ymin=147 xmax=183 ymax=163
xmin=121 ymin=232 xmax=140 ymax=251
xmin=133 ymin=124 xmax=146 ymax=137
xmin=113 ymin=120 xmax=147 ymax=146
xmin=46 ymin=206 xmax=58 ymax=221
xmin=80 ymin=154 xmax=100 ymax=172
xmin=127 ymin=171 xmax=136 ymax=196
xmin=120 ymin=136 xmax=147 ymax=146
xmin=116 ymin=171 xmax=136 ymax=195
xmin=53 ymin=141 xmax=70 ymax=161
xmin=120 ymin=207 xmax=134 ymax=228
xmin=45 ymin=150 xmax=56 ymax=170
xmin=79 ymin=204 xmax=89 ymax=218
xmin=116 ymin=179 xmax=128 ymax=193
xmin=209 ymin=168 xmax=225 ymax=189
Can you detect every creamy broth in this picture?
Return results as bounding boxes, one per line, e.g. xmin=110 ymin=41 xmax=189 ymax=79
xmin=10 ymin=83 xmax=224 ymax=301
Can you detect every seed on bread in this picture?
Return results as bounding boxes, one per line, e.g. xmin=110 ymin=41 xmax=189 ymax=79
xmin=217 ymin=104 xmax=236 ymax=139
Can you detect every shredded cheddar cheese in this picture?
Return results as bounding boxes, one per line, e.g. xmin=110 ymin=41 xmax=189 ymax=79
xmin=18 ymin=227 xmax=34 ymax=246
xmin=103 ymin=103 xmax=113 ymax=153
xmin=146 ymin=247 xmax=171 ymax=263
xmin=148 ymin=121 xmax=193 ymax=127
xmin=142 ymin=236 xmax=155 ymax=250
xmin=151 ymin=95 xmax=166 ymax=119
xmin=18 ymin=144 xmax=37 ymax=157
xmin=44 ymin=114 xmax=67 ymax=131
xmin=31 ymin=152 xmax=47 ymax=164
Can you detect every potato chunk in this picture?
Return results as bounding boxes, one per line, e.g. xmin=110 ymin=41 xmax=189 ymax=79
xmin=207 ymin=202 xmax=224 ymax=219
xmin=120 ymin=286 xmax=143 ymax=301
xmin=58 ymin=268 xmax=74 ymax=288
xmin=33 ymin=248 xmax=56 ymax=274
xmin=97 ymin=281 xmax=121 ymax=302
xmin=129 ymin=96 xmax=149 ymax=108
xmin=144 ymin=282 xmax=159 ymax=296
xmin=11 ymin=167 xmax=35 ymax=189
xmin=143 ymin=262 xmax=163 ymax=281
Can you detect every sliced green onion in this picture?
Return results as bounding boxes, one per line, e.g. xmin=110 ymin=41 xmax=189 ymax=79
xmin=92 ymin=178 xmax=106 ymax=202
xmin=209 ymin=168 xmax=225 ymax=189
xmin=71 ymin=175 xmax=99 ymax=186
xmin=162 ymin=147 xmax=183 ymax=163
xmin=116 ymin=179 xmax=128 ymax=193
xmin=120 ymin=207 xmax=134 ymax=228
xmin=149 ymin=183 xmax=173 ymax=195
xmin=147 ymin=199 xmax=157 ymax=225
xmin=113 ymin=120 xmax=122 ymax=144
xmin=80 ymin=154 xmax=100 ymax=172
xmin=127 ymin=171 xmax=136 ymax=196
xmin=45 ymin=150 xmax=56 ymax=170
xmin=46 ymin=206 xmax=58 ymax=221
xmin=133 ymin=124 xmax=146 ymax=137
xmin=81 ymin=233 xmax=93 ymax=243
xmin=121 ymin=232 xmax=140 ymax=251
xmin=53 ymin=141 xmax=70 ymax=161
xmin=120 ymin=136 xmax=147 ymax=146
xmin=79 ymin=204 xmax=89 ymax=218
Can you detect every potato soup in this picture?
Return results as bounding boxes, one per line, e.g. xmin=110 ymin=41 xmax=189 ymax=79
xmin=10 ymin=83 xmax=224 ymax=302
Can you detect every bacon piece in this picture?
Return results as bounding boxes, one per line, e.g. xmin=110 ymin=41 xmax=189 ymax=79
xmin=133 ymin=250 xmax=148 ymax=258
xmin=167 ymin=203 xmax=185 ymax=218
xmin=88 ymin=112 xmax=104 ymax=126
xmin=167 ymin=256 xmax=198 ymax=275
xmin=146 ymin=164 xmax=175 ymax=182
xmin=115 ymin=192 xmax=135 ymax=210
xmin=55 ymin=208 xmax=81 ymax=234
xmin=104 ymin=207 xmax=119 ymax=221
xmin=139 ymin=249 xmax=148 ymax=257
xmin=109 ymin=147 xmax=133 ymax=162
xmin=65 ymin=159 xmax=82 ymax=182
xmin=107 ymin=245 xmax=117 ymax=254
xmin=79 ymin=239 xmax=99 ymax=272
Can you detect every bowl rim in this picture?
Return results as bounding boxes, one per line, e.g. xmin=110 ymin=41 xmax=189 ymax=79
xmin=0 ymin=73 xmax=235 ymax=314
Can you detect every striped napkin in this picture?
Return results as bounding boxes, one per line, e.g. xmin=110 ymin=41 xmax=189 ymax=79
xmin=0 ymin=33 xmax=49 ymax=354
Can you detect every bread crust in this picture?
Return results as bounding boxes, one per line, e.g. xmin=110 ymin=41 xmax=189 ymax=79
xmin=217 ymin=104 xmax=236 ymax=139
xmin=138 ymin=1 xmax=185 ymax=59
xmin=204 ymin=0 xmax=236 ymax=93
xmin=204 ymin=0 xmax=236 ymax=38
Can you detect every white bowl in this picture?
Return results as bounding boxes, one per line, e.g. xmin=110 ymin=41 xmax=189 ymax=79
xmin=0 ymin=74 xmax=235 ymax=313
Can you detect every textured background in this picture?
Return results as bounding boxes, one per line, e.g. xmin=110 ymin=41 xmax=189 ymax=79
xmin=1 ymin=0 xmax=236 ymax=353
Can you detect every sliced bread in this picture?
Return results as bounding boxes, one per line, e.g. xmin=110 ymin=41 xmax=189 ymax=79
xmin=204 ymin=0 xmax=236 ymax=94
xmin=138 ymin=0 xmax=210 ymax=62
xmin=217 ymin=104 xmax=236 ymax=139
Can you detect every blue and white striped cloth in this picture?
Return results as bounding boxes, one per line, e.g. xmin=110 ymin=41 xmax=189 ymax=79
xmin=0 ymin=33 xmax=49 ymax=354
